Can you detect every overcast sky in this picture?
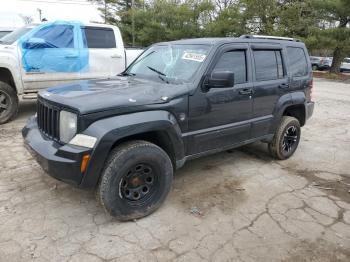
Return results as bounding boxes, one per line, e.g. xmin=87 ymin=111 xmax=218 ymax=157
xmin=0 ymin=0 xmax=103 ymax=28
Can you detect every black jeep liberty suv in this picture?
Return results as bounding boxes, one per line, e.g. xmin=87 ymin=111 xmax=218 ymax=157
xmin=23 ymin=35 xmax=314 ymax=220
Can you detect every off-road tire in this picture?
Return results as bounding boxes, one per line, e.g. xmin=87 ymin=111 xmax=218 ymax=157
xmin=0 ymin=81 xmax=18 ymax=124
xmin=97 ymin=140 xmax=173 ymax=221
xmin=268 ymin=116 xmax=301 ymax=160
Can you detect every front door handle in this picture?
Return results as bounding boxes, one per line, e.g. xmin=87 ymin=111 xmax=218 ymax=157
xmin=111 ymin=54 xmax=122 ymax=58
xmin=65 ymin=54 xmax=78 ymax=58
xmin=279 ymin=83 xmax=289 ymax=89
xmin=239 ymin=89 xmax=253 ymax=95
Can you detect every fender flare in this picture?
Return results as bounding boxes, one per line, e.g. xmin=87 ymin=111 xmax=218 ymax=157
xmin=270 ymin=91 xmax=307 ymax=133
xmin=290 ymin=91 xmax=307 ymax=105
xmin=79 ymin=110 xmax=184 ymax=188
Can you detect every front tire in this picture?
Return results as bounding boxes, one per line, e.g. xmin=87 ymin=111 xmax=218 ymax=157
xmin=0 ymin=81 xmax=18 ymax=124
xmin=97 ymin=140 xmax=173 ymax=221
xmin=268 ymin=116 xmax=301 ymax=160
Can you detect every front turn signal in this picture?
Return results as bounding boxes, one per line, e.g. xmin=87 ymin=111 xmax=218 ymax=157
xmin=81 ymin=154 xmax=90 ymax=173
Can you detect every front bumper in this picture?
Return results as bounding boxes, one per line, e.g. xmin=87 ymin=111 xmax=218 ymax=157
xmin=22 ymin=116 xmax=91 ymax=186
xmin=306 ymin=101 xmax=315 ymax=120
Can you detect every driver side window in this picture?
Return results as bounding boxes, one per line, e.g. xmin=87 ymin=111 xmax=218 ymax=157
xmin=32 ymin=25 xmax=74 ymax=48
xmin=213 ymin=50 xmax=247 ymax=84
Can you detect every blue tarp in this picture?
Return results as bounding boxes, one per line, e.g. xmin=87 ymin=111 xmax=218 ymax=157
xmin=19 ymin=21 xmax=89 ymax=73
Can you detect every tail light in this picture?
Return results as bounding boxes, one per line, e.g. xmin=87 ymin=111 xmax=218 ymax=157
xmin=309 ymin=78 xmax=314 ymax=102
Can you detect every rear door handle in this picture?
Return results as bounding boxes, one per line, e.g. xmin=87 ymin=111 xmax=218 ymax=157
xmin=279 ymin=83 xmax=289 ymax=89
xmin=239 ymin=89 xmax=253 ymax=95
xmin=111 ymin=54 xmax=122 ymax=58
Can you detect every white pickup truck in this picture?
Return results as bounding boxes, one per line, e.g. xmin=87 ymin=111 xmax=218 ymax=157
xmin=0 ymin=21 xmax=143 ymax=124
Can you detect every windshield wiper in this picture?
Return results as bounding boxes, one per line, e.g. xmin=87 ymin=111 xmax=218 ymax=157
xmin=146 ymin=66 xmax=169 ymax=83
xmin=147 ymin=66 xmax=166 ymax=76
xmin=118 ymin=72 xmax=135 ymax=76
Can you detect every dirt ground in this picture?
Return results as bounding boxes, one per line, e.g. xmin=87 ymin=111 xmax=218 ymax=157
xmin=0 ymin=78 xmax=350 ymax=262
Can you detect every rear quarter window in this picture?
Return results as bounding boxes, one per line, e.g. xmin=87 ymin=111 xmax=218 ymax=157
xmin=287 ymin=47 xmax=308 ymax=77
xmin=82 ymin=27 xmax=116 ymax=48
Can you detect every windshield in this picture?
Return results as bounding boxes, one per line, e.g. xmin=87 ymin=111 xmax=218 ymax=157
xmin=126 ymin=44 xmax=211 ymax=83
xmin=0 ymin=26 xmax=33 ymax=45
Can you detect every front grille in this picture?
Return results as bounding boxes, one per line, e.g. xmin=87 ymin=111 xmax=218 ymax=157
xmin=37 ymin=100 xmax=60 ymax=140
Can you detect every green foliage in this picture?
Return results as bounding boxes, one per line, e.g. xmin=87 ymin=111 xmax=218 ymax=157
xmin=310 ymin=0 xmax=350 ymax=72
xmin=241 ymin=0 xmax=279 ymax=34
xmin=90 ymin=0 xmax=350 ymax=71
xmin=277 ymin=0 xmax=317 ymax=38
xmin=204 ymin=4 xmax=245 ymax=37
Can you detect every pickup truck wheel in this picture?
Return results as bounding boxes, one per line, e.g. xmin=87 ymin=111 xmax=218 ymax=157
xmin=0 ymin=81 xmax=18 ymax=124
xmin=97 ymin=140 xmax=173 ymax=221
xmin=268 ymin=116 xmax=301 ymax=160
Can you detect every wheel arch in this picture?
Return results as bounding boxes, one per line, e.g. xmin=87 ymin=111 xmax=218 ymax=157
xmin=270 ymin=91 xmax=307 ymax=134
xmin=109 ymin=130 xmax=177 ymax=168
xmin=79 ymin=110 xmax=185 ymax=188
xmin=0 ymin=67 xmax=16 ymax=92
xmin=282 ymin=104 xmax=306 ymax=126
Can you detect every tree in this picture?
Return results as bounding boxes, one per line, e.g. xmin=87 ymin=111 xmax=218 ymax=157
xmin=241 ymin=0 xmax=279 ymax=34
xmin=312 ymin=0 xmax=350 ymax=73
xmin=90 ymin=0 xmax=350 ymax=73
xmin=204 ymin=2 xmax=245 ymax=37
xmin=134 ymin=0 xmax=215 ymax=46
xmin=91 ymin=0 xmax=215 ymax=46
xmin=90 ymin=0 xmax=144 ymax=46
xmin=277 ymin=0 xmax=317 ymax=38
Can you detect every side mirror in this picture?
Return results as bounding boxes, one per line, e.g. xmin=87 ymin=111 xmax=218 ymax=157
xmin=205 ymin=71 xmax=235 ymax=89
xmin=22 ymin=38 xmax=48 ymax=49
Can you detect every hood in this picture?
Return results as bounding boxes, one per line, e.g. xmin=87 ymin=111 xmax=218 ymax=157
xmin=39 ymin=77 xmax=190 ymax=114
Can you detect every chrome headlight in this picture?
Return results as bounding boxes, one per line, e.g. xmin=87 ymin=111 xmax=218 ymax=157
xmin=59 ymin=110 xmax=77 ymax=143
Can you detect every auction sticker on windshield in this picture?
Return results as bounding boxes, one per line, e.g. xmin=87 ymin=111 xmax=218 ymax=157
xmin=182 ymin=52 xmax=206 ymax=62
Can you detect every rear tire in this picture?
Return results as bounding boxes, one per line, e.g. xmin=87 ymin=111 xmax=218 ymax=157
xmin=0 ymin=81 xmax=18 ymax=124
xmin=97 ymin=140 xmax=173 ymax=221
xmin=268 ymin=116 xmax=301 ymax=160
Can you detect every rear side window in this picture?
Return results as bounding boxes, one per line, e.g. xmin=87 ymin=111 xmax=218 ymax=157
xmin=287 ymin=47 xmax=308 ymax=76
xmin=213 ymin=50 xmax=247 ymax=84
xmin=253 ymin=50 xmax=284 ymax=81
xmin=33 ymin=25 xmax=74 ymax=48
xmin=82 ymin=27 xmax=116 ymax=48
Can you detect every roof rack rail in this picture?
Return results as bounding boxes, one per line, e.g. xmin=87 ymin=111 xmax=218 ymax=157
xmin=239 ymin=35 xmax=298 ymax=42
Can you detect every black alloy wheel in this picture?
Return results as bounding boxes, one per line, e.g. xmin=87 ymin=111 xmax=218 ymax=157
xmin=282 ymin=125 xmax=299 ymax=154
xmin=268 ymin=116 xmax=301 ymax=160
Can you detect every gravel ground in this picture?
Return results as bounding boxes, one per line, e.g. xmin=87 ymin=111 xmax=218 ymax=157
xmin=0 ymin=78 xmax=349 ymax=262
